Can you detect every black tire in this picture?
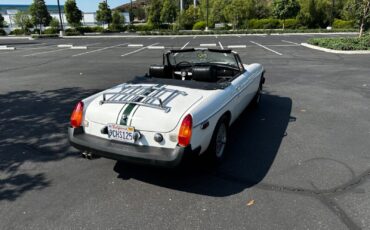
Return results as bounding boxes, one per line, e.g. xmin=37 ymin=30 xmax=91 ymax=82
xmin=205 ymin=116 xmax=229 ymax=164
xmin=251 ymin=78 xmax=263 ymax=108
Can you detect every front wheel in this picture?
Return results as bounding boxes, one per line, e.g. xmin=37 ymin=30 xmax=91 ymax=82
xmin=251 ymin=77 xmax=263 ymax=108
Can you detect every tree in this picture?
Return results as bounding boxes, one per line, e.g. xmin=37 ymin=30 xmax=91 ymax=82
xmin=344 ymin=0 xmax=370 ymax=37
xmin=29 ymin=0 xmax=52 ymax=33
xmin=64 ymin=0 xmax=83 ymax=28
xmin=50 ymin=17 xmax=60 ymax=30
xmin=147 ymin=0 xmax=162 ymax=27
xmin=210 ymin=0 xmax=228 ymax=24
xmin=178 ymin=5 xmax=201 ymax=29
xmin=0 ymin=13 xmax=4 ymax=28
xmin=14 ymin=11 xmax=33 ymax=34
xmin=160 ymin=0 xmax=177 ymax=23
xmin=224 ymin=0 xmax=248 ymax=30
xmin=110 ymin=10 xmax=125 ymax=31
xmin=96 ymin=1 xmax=112 ymax=27
xmin=272 ymin=0 xmax=300 ymax=29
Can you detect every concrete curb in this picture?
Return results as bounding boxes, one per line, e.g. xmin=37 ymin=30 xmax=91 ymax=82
xmin=60 ymin=32 xmax=359 ymax=39
xmin=301 ymin=43 xmax=370 ymax=54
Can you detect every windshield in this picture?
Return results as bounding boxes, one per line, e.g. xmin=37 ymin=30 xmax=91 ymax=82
xmin=168 ymin=50 xmax=239 ymax=68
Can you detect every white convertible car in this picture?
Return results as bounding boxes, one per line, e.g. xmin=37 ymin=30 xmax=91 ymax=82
xmin=69 ymin=48 xmax=265 ymax=167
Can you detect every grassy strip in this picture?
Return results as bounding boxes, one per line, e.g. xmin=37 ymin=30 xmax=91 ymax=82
xmin=308 ymin=35 xmax=370 ymax=51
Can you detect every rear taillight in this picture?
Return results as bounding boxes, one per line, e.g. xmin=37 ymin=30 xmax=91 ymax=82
xmin=178 ymin=114 xmax=192 ymax=147
xmin=70 ymin=101 xmax=84 ymax=128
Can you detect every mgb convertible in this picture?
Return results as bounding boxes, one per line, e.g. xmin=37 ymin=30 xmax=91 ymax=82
xmin=69 ymin=49 xmax=265 ymax=167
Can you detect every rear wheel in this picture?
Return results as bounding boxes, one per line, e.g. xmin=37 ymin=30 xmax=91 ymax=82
xmin=206 ymin=116 xmax=229 ymax=164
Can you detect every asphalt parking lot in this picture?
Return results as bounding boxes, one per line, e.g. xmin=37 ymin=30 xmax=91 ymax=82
xmin=0 ymin=34 xmax=369 ymax=230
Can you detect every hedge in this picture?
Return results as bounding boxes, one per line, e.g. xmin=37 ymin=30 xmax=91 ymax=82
xmin=308 ymin=36 xmax=370 ymax=50
xmin=0 ymin=29 xmax=6 ymax=36
xmin=193 ymin=21 xmax=206 ymax=30
xmin=333 ymin=19 xmax=355 ymax=29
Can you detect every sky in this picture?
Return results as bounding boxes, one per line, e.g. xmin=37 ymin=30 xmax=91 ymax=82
xmin=0 ymin=0 xmax=130 ymax=12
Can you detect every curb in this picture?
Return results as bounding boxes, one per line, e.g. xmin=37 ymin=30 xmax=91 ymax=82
xmin=60 ymin=32 xmax=359 ymax=39
xmin=301 ymin=43 xmax=370 ymax=54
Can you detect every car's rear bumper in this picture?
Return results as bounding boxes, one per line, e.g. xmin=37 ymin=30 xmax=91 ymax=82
xmin=68 ymin=127 xmax=196 ymax=167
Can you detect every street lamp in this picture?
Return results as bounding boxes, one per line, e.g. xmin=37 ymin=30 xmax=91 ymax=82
xmin=206 ymin=0 xmax=209 ymax=31
xmin=57 ymin=0 xmax=64 ymax=36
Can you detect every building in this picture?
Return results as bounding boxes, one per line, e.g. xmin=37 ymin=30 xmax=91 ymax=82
xmin=0 ymin=4 xmax=129 ymax=33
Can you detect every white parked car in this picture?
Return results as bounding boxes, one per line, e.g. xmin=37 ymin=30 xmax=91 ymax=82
xmin=69 ymin=49 xmax=265 ymax=167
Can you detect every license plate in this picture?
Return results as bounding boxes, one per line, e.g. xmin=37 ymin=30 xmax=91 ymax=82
xmin=107 ymin=124 xmax=135 ymax=143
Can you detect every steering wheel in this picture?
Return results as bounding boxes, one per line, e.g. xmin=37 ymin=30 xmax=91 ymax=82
xmin=174 ymin=61 xmax=193 ymax=80
xmin=176 ymin=61 xmax=193 ymax=68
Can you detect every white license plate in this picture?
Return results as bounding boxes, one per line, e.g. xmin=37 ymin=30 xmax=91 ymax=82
xmin=107 ymin=124 xmax=135 ymax=143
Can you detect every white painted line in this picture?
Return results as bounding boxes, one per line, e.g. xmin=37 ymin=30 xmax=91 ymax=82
xmin=218 ymin=41 xmax=224 ymax=50
xmin=200 ymin=43 xmax=217 ymax=47
xmin=0 ymin=45 xmax=7 ymax=48
xmin=301 ymin=43 xmax=370 ymax=54
xmin=71 ymin=46 xmax=88 ymax=50
xmin=148 ymin=46 xmax=165 ymax=49
xmin=180 ymin=41 xmax=190 ymax=50
xmin=121 ymin=43 xmax=159 ymax=57
xmin=57 ymin=44 xmax=73 ymax=48
xmin=128 ymin=44 xmax=143 ymax=47
xmin=282 ymin=40 xmax=300 ymax=45
xmin=193 ymin=36 xmax=197 ymax=39
xmin=227 ymin=45 xmax=247 ymax=48
xmin=0 ymin=47 xmax=16 ymax=50
xmin=73 ymin=43 xmax=128 ymax=57
xmin=23 ymin=48 xmax=70 ymax=57
xmin=268 ymin=44 xmax=300 ymax=47
xmin=250 ymin=41 xmax=283 ymax=56
xmin=174 ymin=41 xmax=190 ymax=57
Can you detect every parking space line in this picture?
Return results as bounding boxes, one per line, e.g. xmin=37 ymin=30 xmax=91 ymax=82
xmin=174 ymin=41 xmax=190 ymax=56
xmin=218 ymin=41 xmax=224 ymax=50
xmin=121 ymin=43 xmax=159 ymax=57
xmin=250 ymin=41 xmax=283 ymax=56
xmin=268 ymin=44 xmax=299 ymax=47
xmin=228 ymin=45 xmax=247 ymax=48
xmin=128 ymin=44 xmax=144 ymax=47
xmin=72 ymin=43 xmax=129 ymax=57
xmin=23 ymin=48 xmax=71 ymax=57
xmin=193 ymin=36 xmax=197 ymax=39
xmin=282 ymin=40 xmax=300 ymax=46
xmin=200 ymin=43 xmax=217 ymax=47
xmin=148 ymin=46 xmax=165 ymax=49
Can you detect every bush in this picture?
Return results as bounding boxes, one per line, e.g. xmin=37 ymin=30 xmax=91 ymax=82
xmin=133 ymin=24 xmax=154 ymax=32
xmin=9 ymin=29 xmax=30 ymax=35
xmin=193 ymin=21 xmax=206 ymax=30
xmin=43 ymin=28 xmax=58 ymax=34
xmin=65 ymin=28 xmax=82 ymax=36
xmin=284 ymin=19 xmax=301 ymax=29
xmin=0 ymin=29 xmax=6 ymax=36
xmin=333 ymin=19 xmax=355 ymax=29
xmin=248 ymin=19 xmax=281 ymax=29
xmin=308 ymin=36 xmax=370 ymax=50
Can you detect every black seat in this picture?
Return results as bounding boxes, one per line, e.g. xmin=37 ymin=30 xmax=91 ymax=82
xmin=192 ymin=66 xmax=217 ymax=82
xmin=149 ymin=65 xmax=171 ymax=79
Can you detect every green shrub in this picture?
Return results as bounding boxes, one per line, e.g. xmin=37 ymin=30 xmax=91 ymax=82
xmin=9 ymin=29 xmax=30 ymax=35
xmin=0 ymin=29 xmax=6 ymax=36
xmin=193 ymin=21 xmax=206 ymax=30
xmin=333 ymin=19 xmax=355 ymax=29
xmin=65 ymin=28 xmax=82 ymax=36
xmin=248 ymin=19 xmax=281 ymax=29
xmin=284 ymin=19 xmax=300 ymax=29
xmin=308 ymin=36 xmax=370 ymax=50
xmin=133 ymin=24 xmax=154 ymax=32
xmin=43 ymin=28 xmax=58 ymax=35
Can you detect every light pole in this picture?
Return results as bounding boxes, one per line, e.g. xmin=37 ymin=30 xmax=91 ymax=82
xmin=206 ymin=0 xmax=209 ymax=31
xmin=130 ymin=0 xmax=133 ymax=25
xmin=57 ymin=0 xmax=64 ymax=36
